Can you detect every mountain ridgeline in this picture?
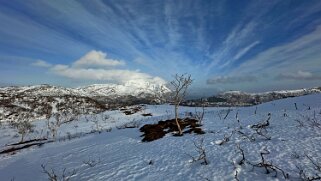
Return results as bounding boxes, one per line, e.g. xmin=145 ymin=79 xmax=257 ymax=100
xmin=183 ymin=87 xmax=321 ymax=107
xmin=0 ymin=83 xmax=169 ymax=121
xmin=0 ymin=83 xmax=320 ymax=122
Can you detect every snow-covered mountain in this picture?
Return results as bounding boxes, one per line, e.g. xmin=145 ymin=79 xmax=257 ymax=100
xmin=2 ymin=83 xmax=320 ymax=121
xmin=0 ymin=82 xmax=170 ymax=121
xmin=76 ymin=80 xmax=170 ymax=97
xmin=0 ymin=81 xmax=170 ymax=98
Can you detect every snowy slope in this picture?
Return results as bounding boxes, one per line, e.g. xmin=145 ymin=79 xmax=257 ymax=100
xmin=198 ymin=87 xmax=321 ymax=106
xmin=0 ymin=94 xmax=321 ymax=180
xmin=0 ymin=81 xmax=170 ymax=98
xmin=0 ymin=82 xmax=170 ymax=121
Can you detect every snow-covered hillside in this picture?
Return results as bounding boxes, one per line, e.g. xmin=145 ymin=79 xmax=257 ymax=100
xmin=0 ymin=83 xmax=170 ymax=121
xmin=0 ymin=94 xmax=321 ymax=180
xmin=0 ymin=81 xmax=170 ymax=98
xmin=187 ymin=87 xmax=321 ymax=107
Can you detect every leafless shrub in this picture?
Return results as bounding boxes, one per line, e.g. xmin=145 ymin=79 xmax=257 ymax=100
xmin=290 ymin=151 xmax=300 ymax=159
xmin=248 ymin=148 xmax=289 ymax=179
xmin=187 ymin=138 xmax=208 ymax=165
xmin=10 ymin=113 xmax=35 ymax=142
xmin=253 ymin=127 xmax=271 ymax=140
xmin=250 ymin=115 xmax=271 ymax=140
xmin=41 ymin=164 xmax=77 ymax=181
xmin=296 ymin=153 xmax=321 ymax=181
xmin=236 ymin=130 xmax=256 ymax=142
xmin=299 ymin=112 xmax=321 ymax=129
xmin=235 ymin=146 xmax=288 ymax=179
xmin=90 ymin=115 xmax=103 ymax=133
xmin=83 ymin=157 xmax=101 ymax=167
xmin=192 ymin=105 xmax=205 ymax=125
xmin=47 ymin=116 xmax=59 ymax=140
xmin=47 ymin=112 xmax=72 ymax=140
xmin=297 ymin=167 xmax=321 ymax=181
xmin=217 ymin=131 xmax=235 ymax=146
xmin=294 ymin=119 xmax=305 ymax=127
xmin=235 ymin=144 xmax=246 ymax=166
xmin=305 ymin=154 xmax=321 ymax=172
xmin=310 ymin=111 xmax=321 ymax=128
xmin=217 ymin=108 xmax=233 ymax=121
xmin=250 ymin=115 xmax=270 ymax=129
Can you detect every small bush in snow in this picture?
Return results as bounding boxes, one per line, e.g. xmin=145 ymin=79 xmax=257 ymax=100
xmin=47 ymin=112 xmax=71 ymax=140
xmin=192 ymin=104 xmax=205 ymax=125
xmin=10 ymin=117 xmax=34 ymax=142
xmin=297 ymin=153 xmax=321 ymax=181
xmin=187 ymin=138 xmax=208 ymax=165
xmin=41 ymin=164 xmax=77 ymax=181
xmin=234 ymin=145 xmax=288 ymax=179
xmin=83 ymin=157 xmax=101 ymax=167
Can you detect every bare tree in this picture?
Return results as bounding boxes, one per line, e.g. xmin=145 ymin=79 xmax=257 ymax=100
xmin=170 ymin=74 xmax=193 ymax=135
xmin=10 ymin=113 xmax=34 ymax=142
xmin=47 ymin=111 xmax=71 ymax=140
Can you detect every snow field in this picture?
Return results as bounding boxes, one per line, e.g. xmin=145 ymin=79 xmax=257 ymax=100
xmin=0 ymin=94 xmax=321 ymax=180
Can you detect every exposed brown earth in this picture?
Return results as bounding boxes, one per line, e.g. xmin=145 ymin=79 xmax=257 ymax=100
xmin=140 ymin=118 xmax=205 ymax=142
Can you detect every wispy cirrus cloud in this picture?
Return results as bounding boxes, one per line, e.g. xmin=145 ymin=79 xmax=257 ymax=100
xmin=207 ymin=21 xmax=260 ymax=70
xmin=232 ymin=41 xmax=260 ymax=61
xmin=234 ymin=25 xmax=321 ymax=75
xmin=2 ymin=1 xmax=321 ymax=94
xmin=207 ymin=75 xmax=257 ymax=85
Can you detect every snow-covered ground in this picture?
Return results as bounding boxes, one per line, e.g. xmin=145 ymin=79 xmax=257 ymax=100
xmin=0 ymin=94 xmax=321 ymax=180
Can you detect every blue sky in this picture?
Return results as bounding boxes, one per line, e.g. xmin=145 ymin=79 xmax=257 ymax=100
xmin=1 ymin=0 xmax=321 ymax=96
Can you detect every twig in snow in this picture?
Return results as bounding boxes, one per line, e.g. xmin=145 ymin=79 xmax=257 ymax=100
xmin=41 ymin=164 xmax=77 ymax=181
xmin=187 ymin=138 xmax=208 ymax=165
